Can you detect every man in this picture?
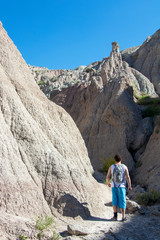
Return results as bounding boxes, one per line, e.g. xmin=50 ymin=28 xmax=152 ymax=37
xmin=106 ymin=154 xmax=132 ymax=221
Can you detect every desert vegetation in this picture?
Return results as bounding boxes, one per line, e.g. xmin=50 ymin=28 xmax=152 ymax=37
xmin=136 ymin=190 xmax=160 ymax=206
xmin=100 ymin=157 xmax=115 ymax=173
xmin=36 ymin=216 xmax=61 ymax=240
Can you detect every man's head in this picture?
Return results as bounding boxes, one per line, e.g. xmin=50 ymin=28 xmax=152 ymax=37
xmin=114 ymin=154 xmax=122 ymax=163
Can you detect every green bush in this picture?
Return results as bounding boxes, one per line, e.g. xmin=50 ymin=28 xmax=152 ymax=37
xmin=137 ymin=95 xmax=149 ymax=105
xmin=52 ymin=230 xmax=61 ymax=240
xmin=134 ymin=90 xmax=159 ymax=105
xmin=38 ymin=80 xmax=45 ymax=86
xmin=19 ymin=235 xmax=27 ymax=240
xmin=142 ymin=105 xmax=160 ymax=118
xmin=136 ymin=190 xmax=160 ymax=206
xmin=37 ymin=231 xmax=43 ymax=240
xmin=100 ymin=157 xmax=115 ymax=173
xmin=36 ymin=216 xmax=55 ymax=231
xmin=36 ymin=216 xmax=61 ymax=240
xmin=134 ymin=93 xmax=160 ymax=118
xmin=134 ymin=92 xmax=159 ymax=105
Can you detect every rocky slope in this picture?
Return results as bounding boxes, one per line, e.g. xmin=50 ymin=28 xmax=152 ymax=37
xmin=30 ymin=32 xmax=160 ymax=196
xmin=134 ymin=121 xmax=160 ymax=191
xmin=0 ymin=21 xmax=110 ymax=239
xmin=121 ymin=29 xmax=160 ymax=93
xmin=29 ymin=65 xmax=89 ymax=99
xmin=32 ymin=42 xmax=156 ymax=172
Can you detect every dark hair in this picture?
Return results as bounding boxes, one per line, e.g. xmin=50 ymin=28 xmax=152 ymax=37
xmin=114 ymin=154 xmax=122 ymax=162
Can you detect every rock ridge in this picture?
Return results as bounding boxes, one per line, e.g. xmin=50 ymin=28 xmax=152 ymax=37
xmin=0 ymin=21 xmax=110 ymax=239
xmin=121 ymin=29 xmax=160 ymax=93
xmin=50 ymin=41 xmax=156 ymax=170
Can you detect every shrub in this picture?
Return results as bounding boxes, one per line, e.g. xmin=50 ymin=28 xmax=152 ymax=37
xmin=36 ymin=216 xmax=55 ymax=231
xmin=134 ymin=93 xmax=160 ymax=118
xmin=52 ymin=230 xmax=61 ymax=240
xmin=19 ymin=235 xmax=27 ymax=240
xmin=136 ymin=190 xmax=160 ymax=206
xmin=134 ymin=91 xmax=159 ymax=105
xmin=137 ymin=95 xmax=149 ymax=105
xmin=100 ymin=157 xmax=115 ymax=173
xmin=36 ymin=216 xmax=61 ymax=240
xmin=142 ymin=105 xmax=160 ymax=118
xmin=38 ymin=80 xmax=45 ymax=86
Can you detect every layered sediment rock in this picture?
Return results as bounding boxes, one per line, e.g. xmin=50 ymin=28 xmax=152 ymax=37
xmin=134 ymin=123 xmax=160 ymax=191
xmin=31 ymin=30 xmax=160 ymax=192
xmin=121 ymin=29 xmax=160 ymax=93
xmin=52 ymin=42 xmax=156 ymax=170
xmin=0 ymin=22 xmax=109 ymax=238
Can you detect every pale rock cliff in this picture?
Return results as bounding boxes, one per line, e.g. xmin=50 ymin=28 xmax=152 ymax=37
xmin=134 ymin=122 xmax=160 ymax=191
xmin=29 ymin=65 xmax=89 ymax=99
xmin=31 ymin=30 xmax=160 ymax=193
xmin=51 ymin=42 xmax=156 ymax=171
xmin=0 ymin=22 xmax=108 ymax=239
xmin=32 ymin=41 xmax=155 ymax=99
xmin=121 ymin=29 xmax=160 ymax=93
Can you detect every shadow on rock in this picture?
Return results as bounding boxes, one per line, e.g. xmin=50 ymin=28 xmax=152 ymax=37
xmin=104 ymin=202 xmax=112 ymax=207
xmin=86 ymin=216 xmax=112 ymax=222
xmin=53 ymin=193 xmax=91 ymax=219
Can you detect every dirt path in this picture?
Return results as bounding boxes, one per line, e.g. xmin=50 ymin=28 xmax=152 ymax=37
xmin=57 ymin=195 xmax=160 ymax=240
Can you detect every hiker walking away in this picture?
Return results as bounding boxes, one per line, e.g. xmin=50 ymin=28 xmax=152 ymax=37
xmin=106 ymin=154 xmax=132 ymax=221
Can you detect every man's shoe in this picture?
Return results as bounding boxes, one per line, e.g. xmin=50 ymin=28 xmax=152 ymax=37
xmin=122 ymin=217 xmax=127 ymax=222
xmin=111 ymin=216 xmax=117 ymax=221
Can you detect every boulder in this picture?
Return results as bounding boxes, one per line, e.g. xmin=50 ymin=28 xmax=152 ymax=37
xmin=126 ymin=200 xmax=141 ymax=213
xmin=67 ymin=224 xmax=89 ymax=235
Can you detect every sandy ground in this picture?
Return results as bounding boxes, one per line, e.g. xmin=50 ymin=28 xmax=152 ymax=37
xmin=56 ymin=187 xmax=160 ymax=240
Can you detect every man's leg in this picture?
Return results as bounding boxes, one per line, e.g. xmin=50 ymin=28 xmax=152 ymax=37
xmin=113 ymin=205 xmax=117 ymax=213
xmin=112 ymin=188 xmax=118 ymax=220
xmin=118 ymin=188 xmax=126 ymax=221
xmin=120 ymin=208 xmax=125 ymax=219
xmin=113 ymin=205 xmax=118 ymax=219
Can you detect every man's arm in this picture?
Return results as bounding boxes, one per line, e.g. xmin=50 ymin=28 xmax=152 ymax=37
xmin=125 ymin=166 xmax=132 ymax=191
xmin=106 ymin=166 xmax=111 ymax=187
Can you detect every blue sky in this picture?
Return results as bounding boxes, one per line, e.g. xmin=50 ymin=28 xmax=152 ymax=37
xmin=0 ymin=0 xmax=160 ymax=69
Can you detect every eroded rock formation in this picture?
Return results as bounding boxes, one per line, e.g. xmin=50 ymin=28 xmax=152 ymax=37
xmin=134 ymin=123 xmax=160 ymax=191
xmin=51 ymin=42 xmax=156 ymax=171
xmin=0 ymin=22 xmax=109 ymax=239
xmin=31 ymin=30 xmax=160 ymax=192
xmin=121 ymin=29 xmax=160 ymax=93
xmin=30 ymin=33 xmax=160 ymax=194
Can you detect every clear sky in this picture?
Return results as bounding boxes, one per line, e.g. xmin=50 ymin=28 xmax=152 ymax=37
xmin=0 ymin=0 xmax=160 ymax=70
